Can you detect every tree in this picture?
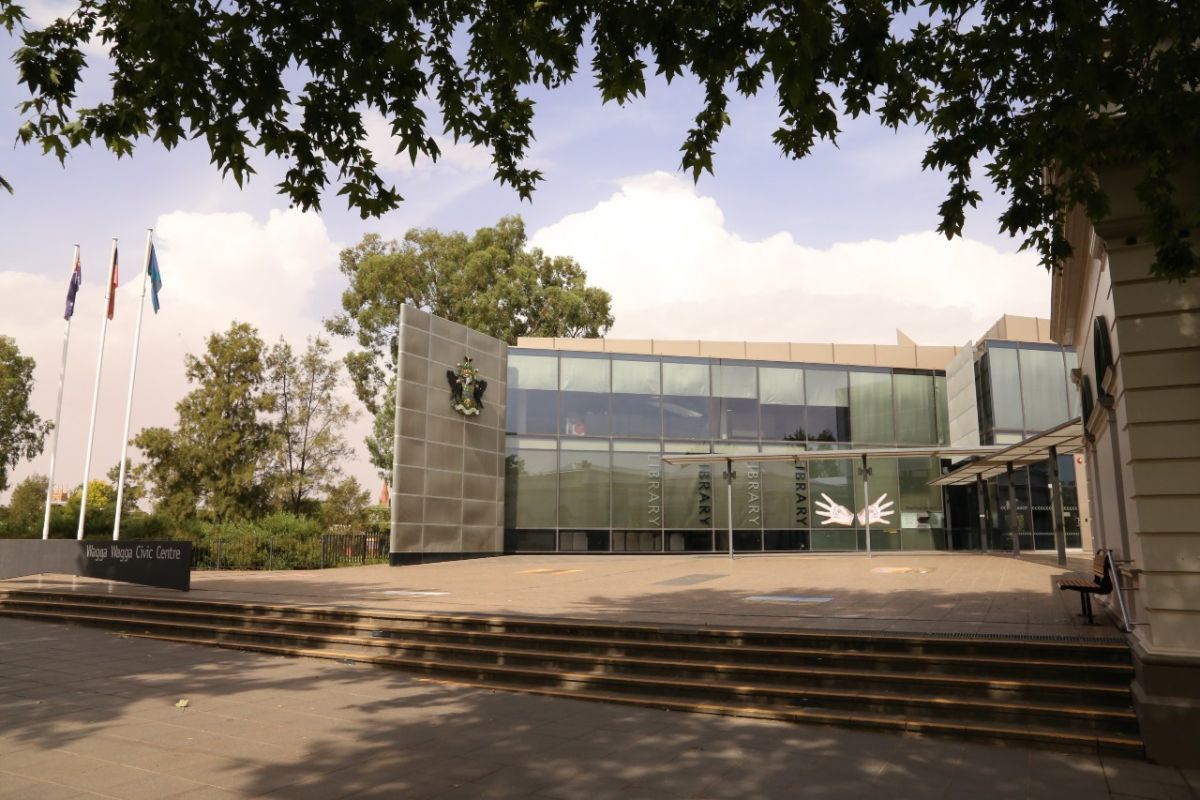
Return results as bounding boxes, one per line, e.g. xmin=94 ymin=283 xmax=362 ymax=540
xmin=106 ymin=459 xmax=143 ymax=515
xmin=5 ymin=473 xmax=47 ymax=536
xmin=64 ymin=479 xmax=116 ymax=536
xmin=4 ymin=2 xmax=1197 ymax=278
xmin=328 ymin=216 xmax=613 ymax=418
xmin=0 ymin=335 xmax=50 ymax=493
xmin=265 ymin=336 xmax=356 ymax=515
xmin=320 ymin=476 xmax=372 ymax=531
xmin=364 ymin=380 xmax=396 ymax=478
xmin=134 ymin=322 xmax=274 ymax=521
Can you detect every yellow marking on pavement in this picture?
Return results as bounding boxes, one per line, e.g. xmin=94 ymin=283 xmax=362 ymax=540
xmin=517 ymin=568 xmax=582 ymax=576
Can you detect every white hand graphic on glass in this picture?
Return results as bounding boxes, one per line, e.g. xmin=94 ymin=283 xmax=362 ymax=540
xmin=857 ymin=493 xmax=895 ymax=526
xmin=815 ymin=493 xmax=855 ymax=526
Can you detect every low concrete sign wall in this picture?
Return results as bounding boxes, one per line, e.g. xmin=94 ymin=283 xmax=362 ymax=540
xmin=0 ymin=539 xmax=191 ymax=591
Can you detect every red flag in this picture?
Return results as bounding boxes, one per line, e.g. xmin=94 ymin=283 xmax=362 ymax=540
xmin=106 ymin=243 xmax=119 ymax=320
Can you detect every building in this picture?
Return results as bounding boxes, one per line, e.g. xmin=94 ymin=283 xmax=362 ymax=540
xmin=388 ymin=307 xmax=1084 ymax=562
xmin=1049 ymin=156 xmax=1200 ymax=765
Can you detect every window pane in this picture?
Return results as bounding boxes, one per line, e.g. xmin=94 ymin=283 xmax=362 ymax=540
xmin=663 ymin=462 xmax=715 ymax=529
xmin=611 ymin=447 xmax=664 ymax=529
xmin=850 ymin=371 xmax=895 ymax=444
xmin=1019 ymin=348 xmax=1069 ymax=431
xmin=759 ymin=367 xmax=804 ymax=405
xmin=505 ymin=444 xmax=557 ymax=528
xmin=1064 ymin=351 xmax=1080 ymax=419
xmin=611 ymin=393 xmax=662 ymax=438
xmin=761 ymin=404 xmax=807 ymax=441
xmin=894 ymin=373 xmax=936 ymax=444
xmin=719 ymin=397 xmax=760 ymax=440
xmin=662 ymin=395 xmax=715 ymax=438
xmin=508 ymin=353 xmax=557 ymax=390
xmin=613 ymin=359 xmax=660 ymax=394
xmin=713 ymin=364 xmax=757 ymax=398
xmin=806 ymin=369 xmax=848 ymax=407
xmin=934 ymin=375 xmax=950 ymax=445
xmin=559 ymin=443 xmax=610 ymax=528
xmin=859 ymin=457 xmax=900 ymax=551
xmin=712 ymin=455 xmax=765 ymax=529
xmin=662 ymin=362 xmax=710 ymax=396
xmin=988 ymin=347 xmax=1024 ymax=429
xmin=806 ymin=369 xmax=849 ymax=442
xmin=809 ymin=453 xmax=856 ymax=550
xmin=506 ymin=388 xmax=557 ymax=434
xmin=560 ymin=357 xmax=609 ymax=392
xmin=561 ymin=392 xmax=609 ymax=436
xmin=761 ymin=460 xmax=810 ymax=529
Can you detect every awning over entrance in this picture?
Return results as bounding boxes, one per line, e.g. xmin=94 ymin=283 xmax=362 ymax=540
xmin=659 ymin=445 xmax=1000 ymax=466
xmin=927 ymin=418 xmax=1084 ymax=487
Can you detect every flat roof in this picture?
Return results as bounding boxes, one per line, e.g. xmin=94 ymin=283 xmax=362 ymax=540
xmin=660 ymin=445 xmax=1001 ymax=466
xmin=928 ymin=419 xmax=1084 ymax=486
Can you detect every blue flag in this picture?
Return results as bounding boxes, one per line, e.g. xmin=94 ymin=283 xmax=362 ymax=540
xmin=64 ymin=252 xmax=82 ymax=320
xmin=148 ymin=244 xmax=163 ymax=313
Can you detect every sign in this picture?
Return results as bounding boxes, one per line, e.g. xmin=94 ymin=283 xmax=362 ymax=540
xmin=79 ymin=540 xmax=192 ymax=591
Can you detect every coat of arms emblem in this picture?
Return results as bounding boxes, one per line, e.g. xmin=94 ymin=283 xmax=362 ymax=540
xmin=446 ymin=357 xmax=487 ymax=416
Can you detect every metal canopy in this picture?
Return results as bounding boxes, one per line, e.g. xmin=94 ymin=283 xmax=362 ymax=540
xmin=928 ymin=418 xmax=1085 ymax=487
xmin=660 ymin=445 xmax=1001 ymax=466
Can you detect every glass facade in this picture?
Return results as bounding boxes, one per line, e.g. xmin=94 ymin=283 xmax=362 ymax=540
xmin=505 ymin=350 xmax=951 ymax=553
xmin=975 ymin=342 xmax=1076 ymax=445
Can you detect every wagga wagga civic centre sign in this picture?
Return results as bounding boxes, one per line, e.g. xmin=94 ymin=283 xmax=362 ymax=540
xmin=79 ymin=540 xmax=192 ymax=591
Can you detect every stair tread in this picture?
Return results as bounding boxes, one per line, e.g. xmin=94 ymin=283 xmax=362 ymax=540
xmin=119 ymin=629 xmax=1144 ymax=750
xmin=0 ymin=594 xmax=1134 ymax=673
xmin=7 ymin=607 xmax=1130 ymax=720
xmin=0 ymin=606 xmax=1134 ymax=701
xmin=4 ymin=597 xmax=1132 ymax=671
xmin=0 ymin=589 xmax=1130 ymax=651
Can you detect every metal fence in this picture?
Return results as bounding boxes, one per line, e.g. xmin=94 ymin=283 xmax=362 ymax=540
xmin=320 ymin=533 xmax=389 ymax=568
xmin=189 ymin=533 xmax=388 ymax=571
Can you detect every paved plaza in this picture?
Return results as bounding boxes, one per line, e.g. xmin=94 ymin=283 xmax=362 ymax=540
xmin=4 ymin=552 xmax=1127 ymax=638
xmin=1 ymin=616 xmax=1196 ymax=800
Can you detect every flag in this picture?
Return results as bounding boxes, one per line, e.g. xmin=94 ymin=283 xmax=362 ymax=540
xmin=106 ymin=243 xmax=119 ymax=320
xmin=148 ymin=244 xmax=163 ymax=313
xmin=64 ymin=252 xmax=82 ymax=320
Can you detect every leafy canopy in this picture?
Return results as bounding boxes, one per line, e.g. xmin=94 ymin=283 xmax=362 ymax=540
xmin=327 ymin=215 xmax=613 ymax=417
xmin=133 ymin=323 xmax=356 ymax=523
xmin=3 ymin=1 xmax=1197 ymax=277
xmin=135 ymin=322 xmax=275 ymax=521
xmin=0 ymin=335 xmax=50 ymax=493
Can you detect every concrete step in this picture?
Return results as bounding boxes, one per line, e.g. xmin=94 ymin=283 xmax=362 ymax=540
xmin=0 ymin=589 xmax=1134 ymax=664
xmin=118 ymin=628 xmax=1146 ymax=757
xmin=0 ymin=590 xmax=1142 ymax=754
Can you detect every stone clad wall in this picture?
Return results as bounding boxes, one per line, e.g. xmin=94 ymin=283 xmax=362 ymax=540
xmin=389 ymin=305 xmax=507 ymax=564
xmin=1055 ymin=158 xmax=1200 ymax=766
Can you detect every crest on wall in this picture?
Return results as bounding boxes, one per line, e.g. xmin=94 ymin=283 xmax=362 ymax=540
xmin=446 ymin=356 xmax=487 ymax=417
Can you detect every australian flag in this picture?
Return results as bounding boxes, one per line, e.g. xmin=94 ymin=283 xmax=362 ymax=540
xmin=148 ymin=244 xmax=163 ymax=313
xmin=64 ymin=252 xmax=82 ymax=320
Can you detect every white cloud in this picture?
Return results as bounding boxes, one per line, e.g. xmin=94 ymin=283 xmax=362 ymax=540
xmin=364 ymin=112 xmax=494 ymax=178
xmin=530 ymin=171 xmax=1050 ymax=345
xmin=1 ymin=209 xmax=381 ymax=504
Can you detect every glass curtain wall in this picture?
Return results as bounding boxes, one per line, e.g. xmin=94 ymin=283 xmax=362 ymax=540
xmin=504 ymin=349 xmax=954 ymax=554
xmin=977 ymin=342 xmax=1076 ymax=444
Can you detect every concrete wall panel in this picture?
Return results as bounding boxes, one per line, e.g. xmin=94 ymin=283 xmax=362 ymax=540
xmin=390 ymin=306 xmax=506 ymax=561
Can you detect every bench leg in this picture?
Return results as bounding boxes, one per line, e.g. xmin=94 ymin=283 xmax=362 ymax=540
xmin=1084 ymin=593 xmax=1094 ymax=625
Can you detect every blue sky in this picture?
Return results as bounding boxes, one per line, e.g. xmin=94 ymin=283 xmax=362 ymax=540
xmin=0 ymin=23 xmax=1052 ymax=500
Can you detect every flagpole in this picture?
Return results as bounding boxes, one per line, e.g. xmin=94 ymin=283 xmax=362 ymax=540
xmin=77 ymin=239 xmax=118 ymax=540
xmin=41 ymin=245 xmax=79 ymax=539
xmin=113 ymin=230 xmax=152 ymax=540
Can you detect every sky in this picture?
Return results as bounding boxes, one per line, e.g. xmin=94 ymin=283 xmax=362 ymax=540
xmin=0 ymin=15 xmax=1053 ymax=504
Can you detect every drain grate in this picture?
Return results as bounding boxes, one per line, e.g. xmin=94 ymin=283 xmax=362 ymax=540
xmin=380 ymin=590 xmax=448 ymax=597
xmin=746 ymin=595 xmax=834 ymax=604
xmin=656 ymin=574 xmax=727 ymax=586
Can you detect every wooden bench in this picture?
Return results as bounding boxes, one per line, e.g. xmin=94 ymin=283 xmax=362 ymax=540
xmin=1057 ymin=550 xmax=1114 ymax=624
